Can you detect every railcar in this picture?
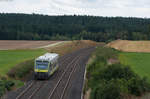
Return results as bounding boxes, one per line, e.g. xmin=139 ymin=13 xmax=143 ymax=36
xmin=34 ymin=53 xmax=59 ymax=79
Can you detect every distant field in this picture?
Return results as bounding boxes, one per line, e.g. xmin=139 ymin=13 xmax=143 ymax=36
xmin=0 ymin=49 xmax=46 ymax=76
xmin=107 ymin=40 xmax=150 ymax=52
xmin=119 ymin=52 xmax=150 ymax=82
xmin=0 ymin=40 xmax=61 ymax=50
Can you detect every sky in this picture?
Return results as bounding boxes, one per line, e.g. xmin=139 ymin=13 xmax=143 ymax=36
xmin=0 ymin=0 xmax=150 ymax=18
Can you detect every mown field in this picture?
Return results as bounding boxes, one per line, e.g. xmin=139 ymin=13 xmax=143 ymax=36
xmin=119 ymin=52 xmax=150 ymax=82
xmin=107 ymin=40 xmax=150 ymax=52
xmin=0 ymin=49 xmax=46 ymax=76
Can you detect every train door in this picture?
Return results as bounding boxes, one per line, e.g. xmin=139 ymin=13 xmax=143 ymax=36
xmin=56 ymin=59 xmax=58 ymax=67
xmin=48 ymin=62 xmax=50 ymax=76
xmin=53 ymin=59 xmax=56 ymax=69
xmin=49 ymin=62 xmax=52 ymax=73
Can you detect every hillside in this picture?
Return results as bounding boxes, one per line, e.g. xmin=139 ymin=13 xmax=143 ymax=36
xmin=107 ymin=40 xmax=150 ymax=52
xmin=0 ymin=13 xmax=150 ymax=42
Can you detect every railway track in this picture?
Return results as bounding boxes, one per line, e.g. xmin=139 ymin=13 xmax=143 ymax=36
xmin=15 ymin=53 xmax=74 ymax=99
xmin=15 ymin=81 xmax=35 ymax=99
xmin=48 ymin=55 xmax=81 ymax=99
xmin=48 ymin=48 xmax=93 ymax=99
xmin=61 ymin=48 xmax=94 ymax=99
xmin=14 ymin=48 xmax=85 ymax=99
xmin=7 ymin=47 xmax=94 ymax=99
xmin=28 ymin=81 xmax=48 ymax=99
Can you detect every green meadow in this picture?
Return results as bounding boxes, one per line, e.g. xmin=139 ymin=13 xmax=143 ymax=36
xmin=119 ymin=52 xmax=150 ymax=82
xmin=0 ymin=49 xmax=46 ymax=76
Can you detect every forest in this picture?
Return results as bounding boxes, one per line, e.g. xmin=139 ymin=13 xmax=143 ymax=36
xmin=0 ymin=13 xmax=150 ymax=42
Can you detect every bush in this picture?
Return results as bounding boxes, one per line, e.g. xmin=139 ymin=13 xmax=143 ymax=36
xmin=94 ymin=47 xmax=118 ymax=61
xmin=128 ymin=77 xmax=150 ymax=96
xmin=99 ymin=64 xmax=136 ymax=81
xmin=91 ymin=80 xmax=121 ymax=99
xmin=4 ymin=80 xmax=14 ymax=90
xmin=0 ymin=81 xmax=5 ymax=97
xmin=89 ymin=63 xmax=150 ymax=96
xmin=0 ymin=79 xmax=14 ymax=97
xmin=7 ymin=59 xmax=34 ymax=79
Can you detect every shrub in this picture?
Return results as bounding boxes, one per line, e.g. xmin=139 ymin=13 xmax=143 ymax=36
xmin=7 ymin=59 xmax=34 ymax=79
xmin=91 ymin=80 xmax=121 ymax=99
xmin=4 ymin=80 xmax=14 ymax=90
xmin=89 ymin=63 xmax=150 ymax=96
xmin=0 ymin=81 xmax=5 ymax=97
xmin=0 ymin=79 xmax=14 ymax=97
xmin=127 ymin=77 xmax=150 ymax=96
xmin=94 ymin=47 xmax=118 ymax=61
xmin=99 ymin=64 xmax=136 ymax=81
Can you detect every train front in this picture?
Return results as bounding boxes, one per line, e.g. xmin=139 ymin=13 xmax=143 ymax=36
xmin=34 ymin=60 xmax=49 ymax=79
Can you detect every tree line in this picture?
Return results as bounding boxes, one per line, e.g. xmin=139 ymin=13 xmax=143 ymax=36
xmin=0 ymin=13 xmax=150 ymax=42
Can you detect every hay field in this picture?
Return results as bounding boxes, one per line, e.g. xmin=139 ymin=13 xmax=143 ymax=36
xmin=107 ymin=40 xmax=150 ymax=52
xmin=0 ymin=40 xmax=61 ymax=50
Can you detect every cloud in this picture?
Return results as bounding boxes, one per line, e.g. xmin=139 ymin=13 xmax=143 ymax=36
xmin=0 ymin=0 xmax=150 ymax=17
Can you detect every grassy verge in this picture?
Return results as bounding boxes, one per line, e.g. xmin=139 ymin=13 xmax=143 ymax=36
xmin=0 ymin=49 xmax=46 ymax=97
xmin=119 ymin=52 xmax=150 ymax=82
xmin=86 ymin=46 xmax=150 ymax=99
xmin=0 ymin=49 xmax=46 ymax=76
xmin=7 ymin=59 xmax=34 ymax=79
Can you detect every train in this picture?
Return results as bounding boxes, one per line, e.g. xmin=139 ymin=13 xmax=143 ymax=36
xmin=34 ymin=53 xmax=59 ymax=79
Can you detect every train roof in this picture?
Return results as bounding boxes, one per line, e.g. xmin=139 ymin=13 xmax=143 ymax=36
xmin=35 ymin=53 xmax=59 ymax=62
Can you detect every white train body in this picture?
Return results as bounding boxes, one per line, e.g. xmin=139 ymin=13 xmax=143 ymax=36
xmin=34 ymin=53 xmax=59 ymax=79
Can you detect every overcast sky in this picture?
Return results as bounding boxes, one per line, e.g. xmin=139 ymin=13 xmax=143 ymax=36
xmin=0 ymin=0 xmax=150 ymax=17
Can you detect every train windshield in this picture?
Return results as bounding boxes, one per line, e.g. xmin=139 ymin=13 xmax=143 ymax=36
xmin=36 ymin=61 xmax=48 ymax=69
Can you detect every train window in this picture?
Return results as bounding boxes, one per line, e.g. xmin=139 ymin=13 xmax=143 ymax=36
xmin=36 ymin=62 xmax=48 ymax=70
xmin=36 ymin=60 xmax=42 ymax=62
xmin=43 ymin=61 xmax=48 ymax=63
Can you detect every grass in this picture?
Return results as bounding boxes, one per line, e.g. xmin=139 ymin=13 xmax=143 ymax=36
xmin=119 ymin=52 xmax=150 ymax=82
xmin=0 ymin=49 xmax=46 ymax=76
xmin=12 ymin=80 xmax=24 ymax=88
